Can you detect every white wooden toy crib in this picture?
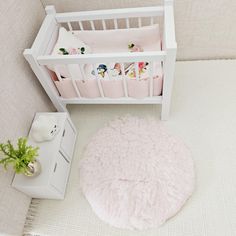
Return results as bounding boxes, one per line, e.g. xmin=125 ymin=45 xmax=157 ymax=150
xmin=24 ymin=0 xmax=177 ymax=120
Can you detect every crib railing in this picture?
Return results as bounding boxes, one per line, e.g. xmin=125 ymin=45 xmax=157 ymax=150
xmin=38 ymin=51 xmax=166 ymax=99
xmin=54 ymin=6 xmax=164 ymax=31
xmin=38 ymin=51 xmax=166 ymax=64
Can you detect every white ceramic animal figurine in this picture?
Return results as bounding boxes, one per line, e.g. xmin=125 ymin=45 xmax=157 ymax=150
xmin=30 ymin=115 xmax=60 ymax=142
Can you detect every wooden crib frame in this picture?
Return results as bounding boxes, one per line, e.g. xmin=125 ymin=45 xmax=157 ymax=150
xmin=24 ymin=0 xmax=177 ymax=120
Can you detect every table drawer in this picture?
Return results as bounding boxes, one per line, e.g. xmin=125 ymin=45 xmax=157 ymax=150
xmin=51 ymin=152 xmax=70 ymax=193
xmin=60 ymin=119 xmax=76 ymax=161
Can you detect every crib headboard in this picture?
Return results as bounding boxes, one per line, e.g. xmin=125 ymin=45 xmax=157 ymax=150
xmin=56 ymin=6 xmax=164 ymax=31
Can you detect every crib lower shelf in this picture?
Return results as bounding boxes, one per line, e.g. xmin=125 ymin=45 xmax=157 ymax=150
xmin=60 ymin=96 xmax=162 ymax=105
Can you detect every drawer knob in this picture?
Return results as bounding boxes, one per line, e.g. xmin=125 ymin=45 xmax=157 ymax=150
xmin=62 ymin=129 xmax=66 ymax=137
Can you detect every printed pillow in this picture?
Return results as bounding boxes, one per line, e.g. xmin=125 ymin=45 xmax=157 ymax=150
xmin=48 ymin=27 xmax=92 ymax=79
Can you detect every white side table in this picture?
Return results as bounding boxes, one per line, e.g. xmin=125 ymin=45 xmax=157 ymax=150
xmin=12 ymin=112 xmax=77 ymax=200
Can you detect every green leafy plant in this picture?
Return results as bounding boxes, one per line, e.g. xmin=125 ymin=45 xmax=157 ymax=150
xmin=0 ymin=138 xmax=39 ymax=174
xmin=80 ymin=47 xmax=85 ymax=54
xmin=59 ymin=47 xmax=69 ymax=55
xmin=128 ymin=43 xmax=135 ymax=49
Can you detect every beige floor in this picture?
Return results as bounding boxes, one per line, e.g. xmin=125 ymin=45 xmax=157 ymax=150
xmin=24 ymin=60 xmax=236 ymax=236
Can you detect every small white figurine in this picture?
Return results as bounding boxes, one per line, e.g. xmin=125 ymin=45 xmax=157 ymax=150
xmin=30 ymin=115 xmax=60 ymax=142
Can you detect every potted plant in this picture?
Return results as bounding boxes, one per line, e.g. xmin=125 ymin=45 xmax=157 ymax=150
xmin=0 ymin=137 xmax=41 ymax=177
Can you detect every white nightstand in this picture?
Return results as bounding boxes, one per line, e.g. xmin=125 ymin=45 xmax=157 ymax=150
xmin=12 ymin=112 xmax=77 ymax=200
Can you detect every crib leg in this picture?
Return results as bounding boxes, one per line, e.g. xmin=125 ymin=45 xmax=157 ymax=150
xmin=161 ymin=97 xmax=171 ymax=121
xmin=58 ymin=102 xmax=68 ymax=113
xmin=161 ymin=47 xmax=177 ymax=121
xmin=161 ymin=101 xmax=170 ymax=121
xmin=24 ymin=49 xmax=69 ymax=114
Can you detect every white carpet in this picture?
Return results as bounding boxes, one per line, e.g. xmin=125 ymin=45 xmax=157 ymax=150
xmin=24 ymin=60 xmax=236 ymax=236
xmin=79 ymin=116 xmax=194 ymax=230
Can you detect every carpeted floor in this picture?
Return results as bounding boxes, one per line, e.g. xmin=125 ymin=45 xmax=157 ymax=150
xmin=24 ymin=60 xmax=236 ymax=236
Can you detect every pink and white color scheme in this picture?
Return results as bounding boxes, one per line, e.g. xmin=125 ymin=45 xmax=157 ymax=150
xmin=79 ymin=116 xmax=195 ymax=230
xmin=24 ymin=0 xmax=177 ymax=120
xmin=50 ymin=24 xmax=163 ymax=99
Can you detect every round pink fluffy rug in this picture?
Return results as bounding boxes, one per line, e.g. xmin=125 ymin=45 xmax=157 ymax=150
xmin=79 ymin=116 xmax=194 ymax=230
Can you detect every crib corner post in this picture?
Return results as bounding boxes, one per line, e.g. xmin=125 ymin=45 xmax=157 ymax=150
xmin=161 ymin=0 xmax=177 ymax=120
xmin=58 ymin=102 xmax=69 ymax=114
xmin=23 ymin=49 xmax=68 ymax=114
xmin=161 ymin=46 xmax=177 ymax=121
xmin=164 ymin=0 xmax=174 ymax=6
xmin=45 ymin=5 xmax=56 ymax=15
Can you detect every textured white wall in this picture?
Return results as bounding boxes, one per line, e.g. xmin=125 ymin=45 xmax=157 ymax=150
xmin=0 ymin=1 xmax=54 ymax=235
xmin=41 ymin=0 xmax=236 ymax=60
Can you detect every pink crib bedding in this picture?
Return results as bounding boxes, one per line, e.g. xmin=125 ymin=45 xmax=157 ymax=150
xmin=73 ymin=24 xmax=161 ymax=53
xmin=55 ymin=76 xmax=162 ymax=99
xmin=52 ymin=25 xmax=163 ymax=99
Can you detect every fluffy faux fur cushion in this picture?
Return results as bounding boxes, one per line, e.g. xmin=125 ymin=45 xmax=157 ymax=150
xmin=79 ymin=116 xmax=195 ymax=230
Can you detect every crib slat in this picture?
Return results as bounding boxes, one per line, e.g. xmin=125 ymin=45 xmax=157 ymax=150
xmin=121 ymin=63 xmax=128 ymax=97
xmin=90 ymin=20 xmax=95 ymax=30
xmin=79 ymin=64 xmax=86 ymax=80
xmin=138 ymin=17 xmax=142 ymax=27
xmin=135 ymin=62 xmax=139 ymax=80
xmin=92 ymin=64 xmax=104 ymax=97
xmin=150 ymin=17 xmax=154 ymax=25
xmin=67 ymin=22 xmax=72 ymax=31
xmin=126 ymin=18 xmax=130 ymax=28
xmin=102 ymin=20 xmax=106 ymax=30
xmin=106 ymin=63 xmax=112 ymax=80
xmin=54 ymin=67 xmax=62 ymax=82
xmin=68 ymin=65 xmax=81 ymax=98
xmin=114 ymin=19 xmax=118 ymax=29
xmin=149 ymin=61 xmax=154 ymax=97
xmin=78 ymin=21 xmax=84 ymax=30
